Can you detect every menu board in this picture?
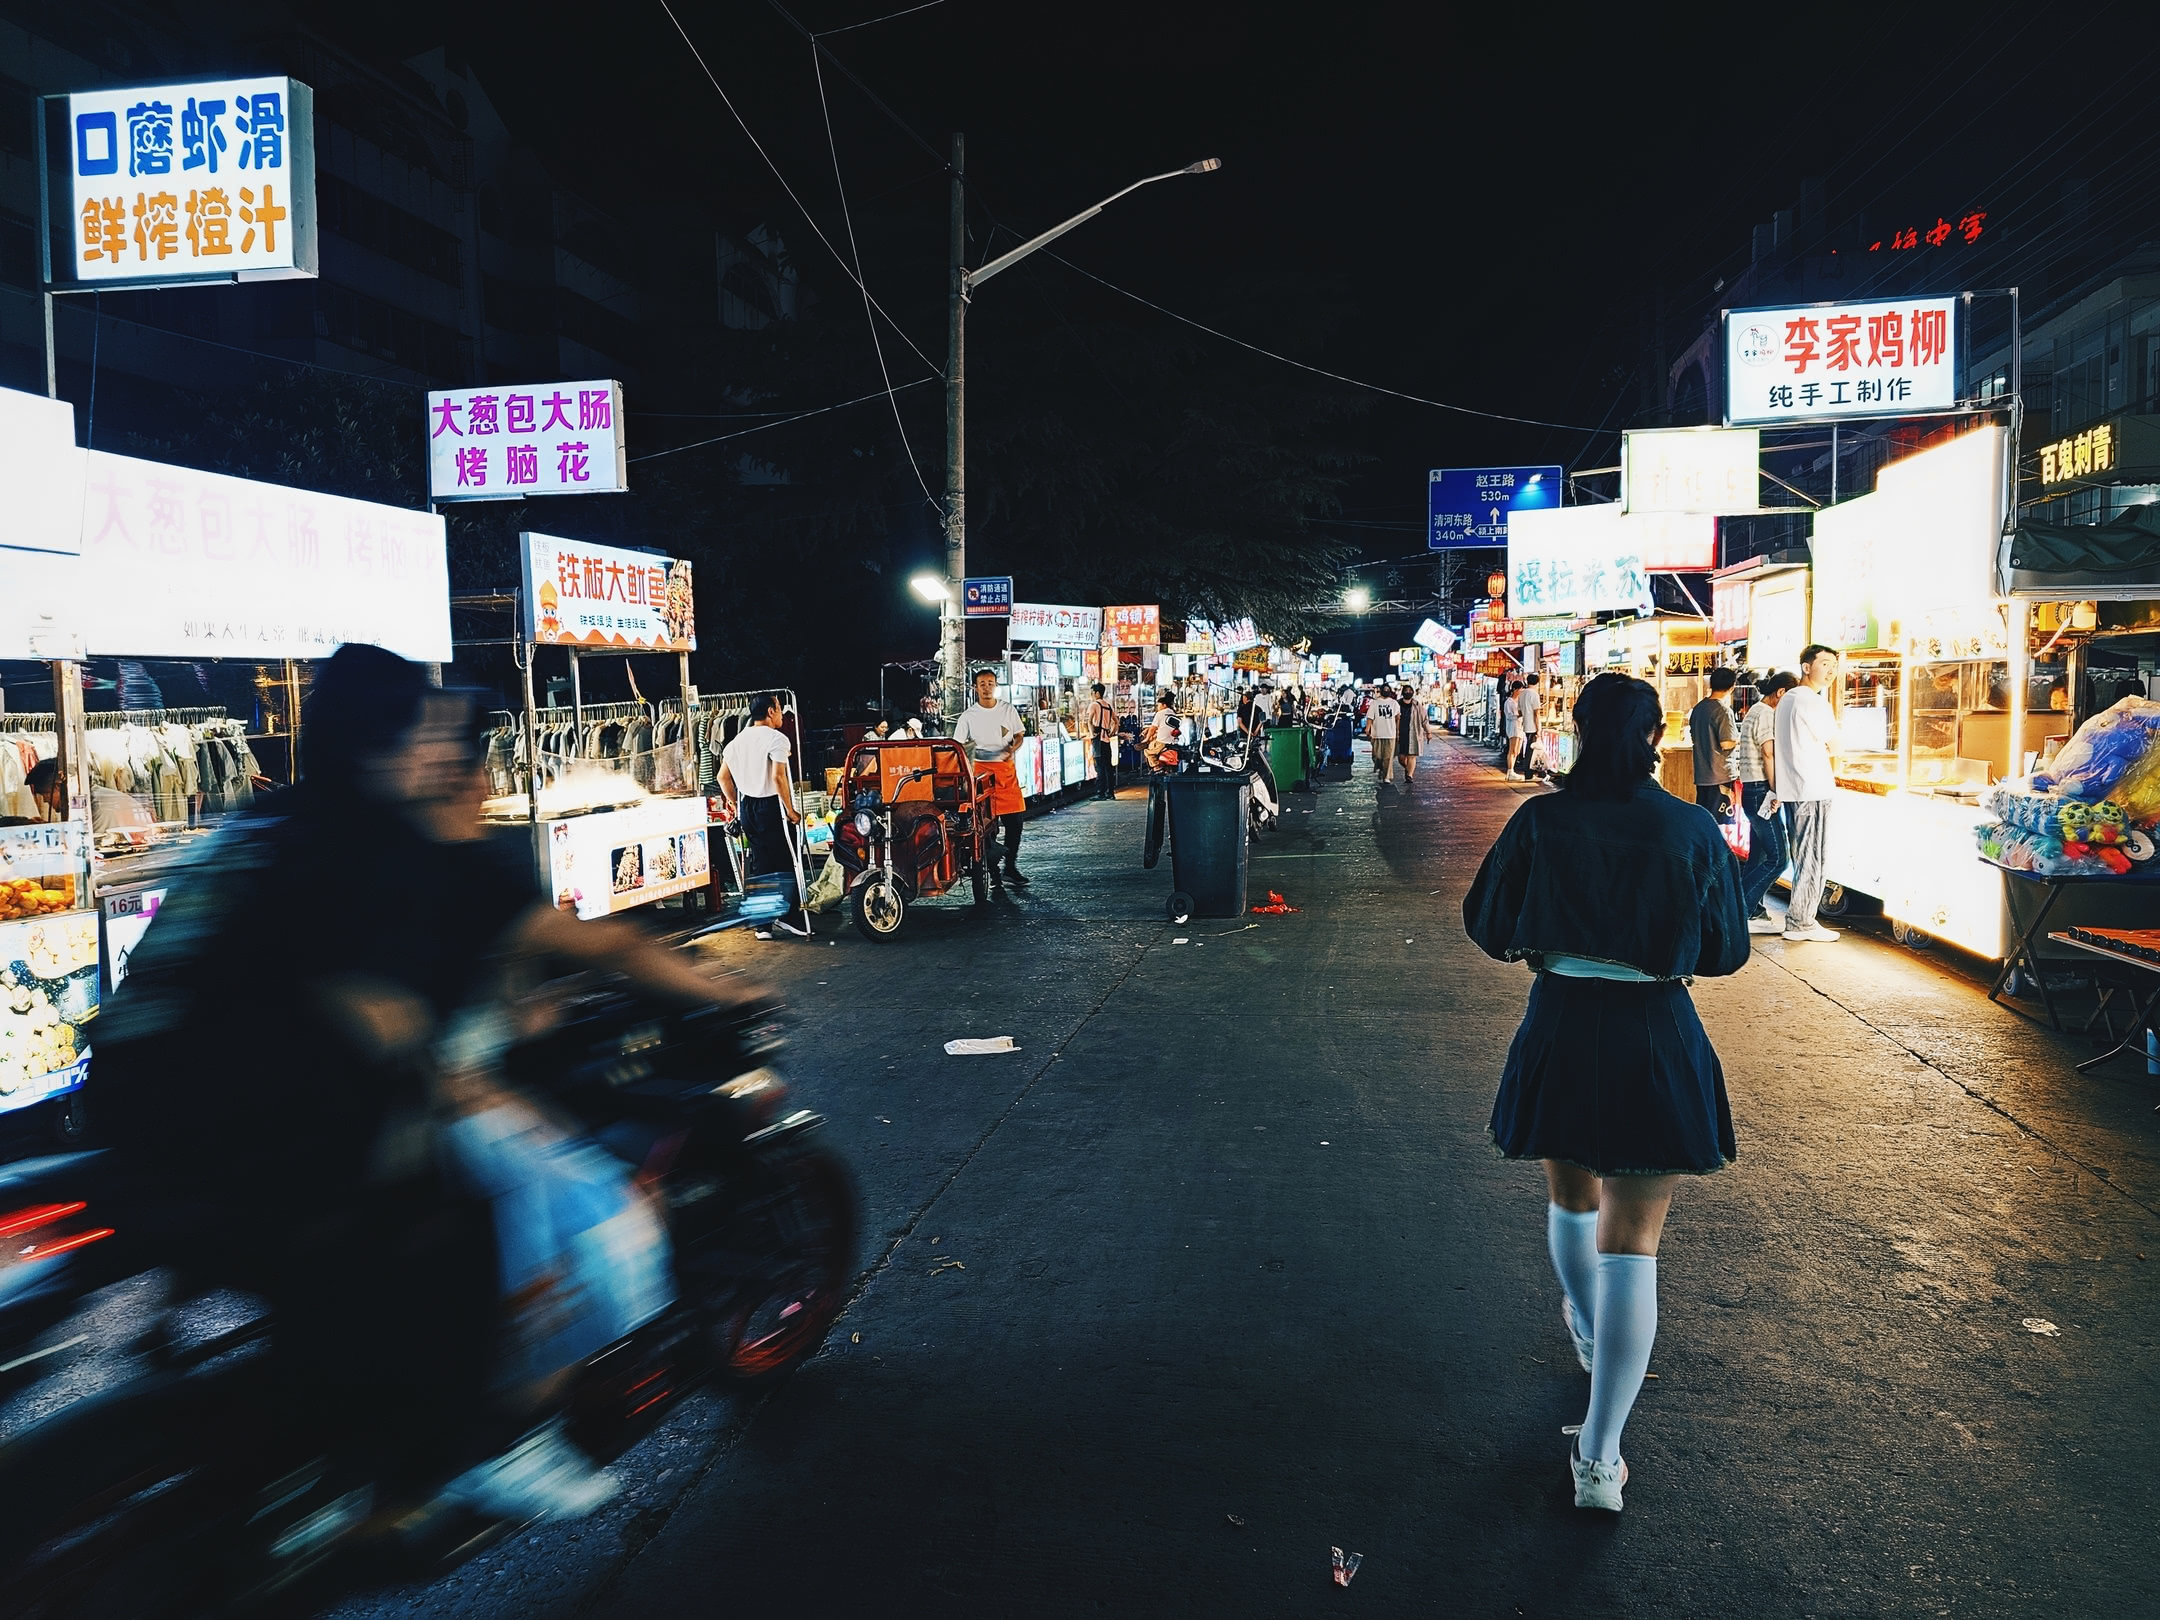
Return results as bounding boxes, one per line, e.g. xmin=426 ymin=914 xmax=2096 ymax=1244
xmin=0 ymin=911 xmax=97 ymax=1113
xmin=547 ymin=798 xmax=712 ymax=920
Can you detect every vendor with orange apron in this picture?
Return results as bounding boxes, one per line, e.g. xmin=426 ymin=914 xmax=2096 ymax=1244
xmin=953 ymin=668 xmax=1031 ymax=890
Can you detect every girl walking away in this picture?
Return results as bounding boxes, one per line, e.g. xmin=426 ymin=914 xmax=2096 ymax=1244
xmin=1461 ymin=673 xmax=1750 ymax=1512
xmin=1397 ymin=683 xmax=1429 ymax=785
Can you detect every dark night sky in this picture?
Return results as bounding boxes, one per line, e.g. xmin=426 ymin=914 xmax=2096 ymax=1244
xmin=291 ymin=0 xmax=2160 ymax=656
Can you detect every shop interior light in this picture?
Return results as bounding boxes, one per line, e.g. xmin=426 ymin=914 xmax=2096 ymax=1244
xmin=1343 ymin=586 xmax=1372 ymax=613
xmin=910 ymin=574 xmax=950 ymax=602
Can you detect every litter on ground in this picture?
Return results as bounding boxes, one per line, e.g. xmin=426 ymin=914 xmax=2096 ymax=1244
xmin=945 ymin=1036 xmax=1019 ymax=1055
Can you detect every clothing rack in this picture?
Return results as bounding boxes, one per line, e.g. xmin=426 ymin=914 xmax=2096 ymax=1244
xmin=0 ymin=713 xmax=57 ymax=732
xmin=83 ymin=707 xmax=230 ymax=728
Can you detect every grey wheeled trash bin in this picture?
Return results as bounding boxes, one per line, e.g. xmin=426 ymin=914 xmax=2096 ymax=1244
xmin=1161 ymin=773 xmax=1250 ymax=920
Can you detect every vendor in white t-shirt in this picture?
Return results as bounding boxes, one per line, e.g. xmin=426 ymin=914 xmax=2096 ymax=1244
xmin=718 ymin=693 xmax=803 ymax=922
xmin=952 ymin=669 xmax=1030 ymax=889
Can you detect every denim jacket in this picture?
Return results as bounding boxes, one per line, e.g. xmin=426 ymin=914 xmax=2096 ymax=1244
xmin=1463 ymin=780 xmax=1751 ymax=981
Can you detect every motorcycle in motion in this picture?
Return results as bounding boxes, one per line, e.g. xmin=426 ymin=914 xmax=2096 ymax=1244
xmin=0 ymin=983 xmax=856 ymax=1618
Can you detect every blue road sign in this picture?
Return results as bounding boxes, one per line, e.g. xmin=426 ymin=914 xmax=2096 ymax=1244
xmin=963 ymin=575 xmax=1014 ymax=617
xmin=1428 ymin=466 xmax=1562 ymax=549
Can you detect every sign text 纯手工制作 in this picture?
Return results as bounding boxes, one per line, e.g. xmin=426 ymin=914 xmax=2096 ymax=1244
xmin=70 ymin=78 xmax=316 ymax=284
xmin=429 ymin=381 xmax=626 ymax=500
xmin=1724 ymin=297 xmax=1959 ymax=425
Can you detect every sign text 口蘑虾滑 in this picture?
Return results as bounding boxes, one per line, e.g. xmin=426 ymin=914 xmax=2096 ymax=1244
xmin=71 ymin=78 xmax=315 ymax=284
xmin=1428 ymin=466 xmax=1562 ymax=549
xmin=429 ymin=381 xmax=626 ymax=500
xmin=1725 ymin=297 xmax=1959 ymax=425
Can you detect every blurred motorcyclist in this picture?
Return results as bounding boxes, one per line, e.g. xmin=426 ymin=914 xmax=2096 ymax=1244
xmin=92 ymin=643 xmax=753 ymax=1514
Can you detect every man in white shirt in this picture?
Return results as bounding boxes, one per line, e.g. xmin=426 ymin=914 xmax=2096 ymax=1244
xmin=1773 ymin=645 xmax=1842 ymax=942
xmin=953 ymin=668 xmax=1031 ymax=888
xmin=1081 ymin=681 xmax=1118 ymax=800
xmin=1366 ymin=686 xmax=1402 ymax=782
xmin=718 ymin=692 xmax=804 ymax=934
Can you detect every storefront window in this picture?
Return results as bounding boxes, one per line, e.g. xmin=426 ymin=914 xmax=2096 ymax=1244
xmin=1837 ymin=655 xmax=1901 ymax=786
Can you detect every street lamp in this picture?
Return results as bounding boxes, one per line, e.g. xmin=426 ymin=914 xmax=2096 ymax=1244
xmin=910 ymin=573 xmax=950 ymax=602
xmin=937 ymin=143 xmax=1222 ymax=723
xmin=1344 ymin=586 xmax=1372 ymax=614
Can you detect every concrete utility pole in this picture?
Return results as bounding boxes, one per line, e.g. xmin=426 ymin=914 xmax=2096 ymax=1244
xmin=937 ymin=144 xmax=1222 ymax=726
xmin=940 ymin=133 xmax=967 ymax=726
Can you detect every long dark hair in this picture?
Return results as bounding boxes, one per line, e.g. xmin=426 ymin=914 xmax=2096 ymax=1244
xmin=1561 ymin=672 xmax=1663 ymax=799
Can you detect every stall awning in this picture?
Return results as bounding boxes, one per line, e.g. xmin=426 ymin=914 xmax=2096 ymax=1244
xmin=1999 ymin=504 xmax=2160 ymax=600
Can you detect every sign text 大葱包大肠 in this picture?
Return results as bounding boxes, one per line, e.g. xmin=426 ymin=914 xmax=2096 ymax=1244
xmin=429 ymin=381 xmax=625 ymax=500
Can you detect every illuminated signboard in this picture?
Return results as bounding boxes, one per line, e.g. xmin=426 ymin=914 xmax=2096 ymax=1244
xmin=1106 ymin=604 xmax=1161 ymax=646
xmin=520 ymin=533 xmax=695 ymax=652
xmin=70 ymin=77 xmax=317 ymax=285
xmin=1623 ymin=428 xmax=1760 ymax=516
xmin=2037 ymin=422 xmax=2116 ymax=487
xmin=1725 ymin=296 xmax=1960 ymax=426
xmin=429 ymin=379 xmax=626 ymax=500
xmin=1868 ymin=212 xmax=1985 ymax=253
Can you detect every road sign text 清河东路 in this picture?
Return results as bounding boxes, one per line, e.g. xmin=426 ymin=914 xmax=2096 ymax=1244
xmin=1725 ymin=297 xmax=1958 ymax=426
xmin=963 ymin=577 xmax=1013 ymax=617
xmin=1429 ymin=466 xmax=1562 ymax=549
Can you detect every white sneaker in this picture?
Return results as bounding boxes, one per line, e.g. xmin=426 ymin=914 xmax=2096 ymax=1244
xmin=1782 ymin=924 xmax=1840 ymax=942
xmin=1747 ymin=915 xmax=1784 ymax=935
xmin=1561 ymin=1298 xmax=1594 ymax=1373
xmin=1564 ymin=1430 xmax=1628 ymax=1511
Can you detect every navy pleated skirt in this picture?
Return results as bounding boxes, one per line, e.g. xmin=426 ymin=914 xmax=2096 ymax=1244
xmin=1488 ymin=972 xmax=1735 ymax=1176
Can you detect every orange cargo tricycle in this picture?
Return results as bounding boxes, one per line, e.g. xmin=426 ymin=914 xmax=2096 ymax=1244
xmin=830 ymin=740 xmax=992 ymax=939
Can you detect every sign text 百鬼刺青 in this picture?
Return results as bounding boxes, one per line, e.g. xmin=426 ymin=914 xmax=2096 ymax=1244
xmin=1008 ymin=603 xmax=1102 ymax=647
xmin=1725 ymin=297 xmax=1958 ymax=425
xmin=429 ymin=381 xmax=626 ymax=500
xmin=1428 ymin=466 xmax=1562 ymax=549
xmin=521 ymin=533 xmax=696 ymax=652
xmin=71 ymin=78 xmax=316 ymax=284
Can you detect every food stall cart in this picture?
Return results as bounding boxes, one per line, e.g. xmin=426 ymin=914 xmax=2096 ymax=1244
xmin=1806 ymin=425 xmax=2034 ymax=958
xmin=1 ymin=383 xmax=453 ymax=1136
xmin=1580 ymin=613 xmax=1717 ymax=798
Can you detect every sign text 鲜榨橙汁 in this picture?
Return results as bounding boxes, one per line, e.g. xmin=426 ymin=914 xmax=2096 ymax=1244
xmin=1428 ymin=466 xmax=1562 ymax=549
xmin=70 ymin=78 xmax=315 ymax=284
xmin=520 ymin=533 xmax=696 ymax=653
xmin=429 ymin=380 xmax=626 ymax=500
xmin=1724 ymin=297 xmax=1959 ymax=425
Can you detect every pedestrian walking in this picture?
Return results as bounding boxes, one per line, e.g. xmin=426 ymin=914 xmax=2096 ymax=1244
xmin=1501 ymin=678 xmax=1524 ymax=775
xmin=1366 ymin=684 xmax=1401 ymax=782
xmin=1082 ymin=681 xmax=1119 ymax=799
xmin=1513 ymin=674 xmax=1544 ymax=777
xmin=1774 ymin=645 xmax=1842 ymax=943
xmin=1397 ymin=682 xmax=1430 ymax=784
xmin=1687 ymin=668 xmax=1740 ymax=814
xmin=1734 ymin=672 xmax=1793 ymax=935
xmin=1463 ymin=672 xmax=1749 ymax=1513
xmin=718 ymin=691 xmax=806 ymax=939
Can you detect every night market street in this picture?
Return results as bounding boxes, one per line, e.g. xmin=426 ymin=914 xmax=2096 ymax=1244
xmin=327 ymin=742 xmax=2160 ymax=1620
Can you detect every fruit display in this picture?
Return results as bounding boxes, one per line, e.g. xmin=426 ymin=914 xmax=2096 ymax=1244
xmin=0 ymin=875 xmax=78 ymax=922
xmin=0 ymin=913 xmax=99 ymax=1101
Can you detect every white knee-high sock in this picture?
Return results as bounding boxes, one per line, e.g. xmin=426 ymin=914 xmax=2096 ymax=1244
xmin=1545 ymin=1205 xmax=1600 ymax=1336
xmin=1580 ymin=1254 xmax=1657 ymax=1464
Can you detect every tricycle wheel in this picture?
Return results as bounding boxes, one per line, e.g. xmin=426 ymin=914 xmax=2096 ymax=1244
xmin=1168 ymin=891 xmax=1194 ymax=924
xmin=1817 ymin=881 xmax=1849 ymax=919
xmin=851 ymin=877 xmax=908 ymax=941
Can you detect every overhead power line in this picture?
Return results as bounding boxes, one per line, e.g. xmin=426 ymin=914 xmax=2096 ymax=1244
xmin=655 ymin=0 xmax=944 ymax=378
xmin=629 ymin=376 xmax=937 ymax=463
xmin=814 ymin=0 xmax=946 ymax=37
xmin=1042 ymin=252 xmax=1603 ymax=434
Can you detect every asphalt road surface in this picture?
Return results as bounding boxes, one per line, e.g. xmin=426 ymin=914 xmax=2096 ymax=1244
xmin=270 ymin=738 xmax=2160 ymax=1617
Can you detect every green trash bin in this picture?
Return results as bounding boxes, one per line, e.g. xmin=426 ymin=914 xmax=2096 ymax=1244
xmin=1266 ymin=723 xmax=1314 ymax=795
